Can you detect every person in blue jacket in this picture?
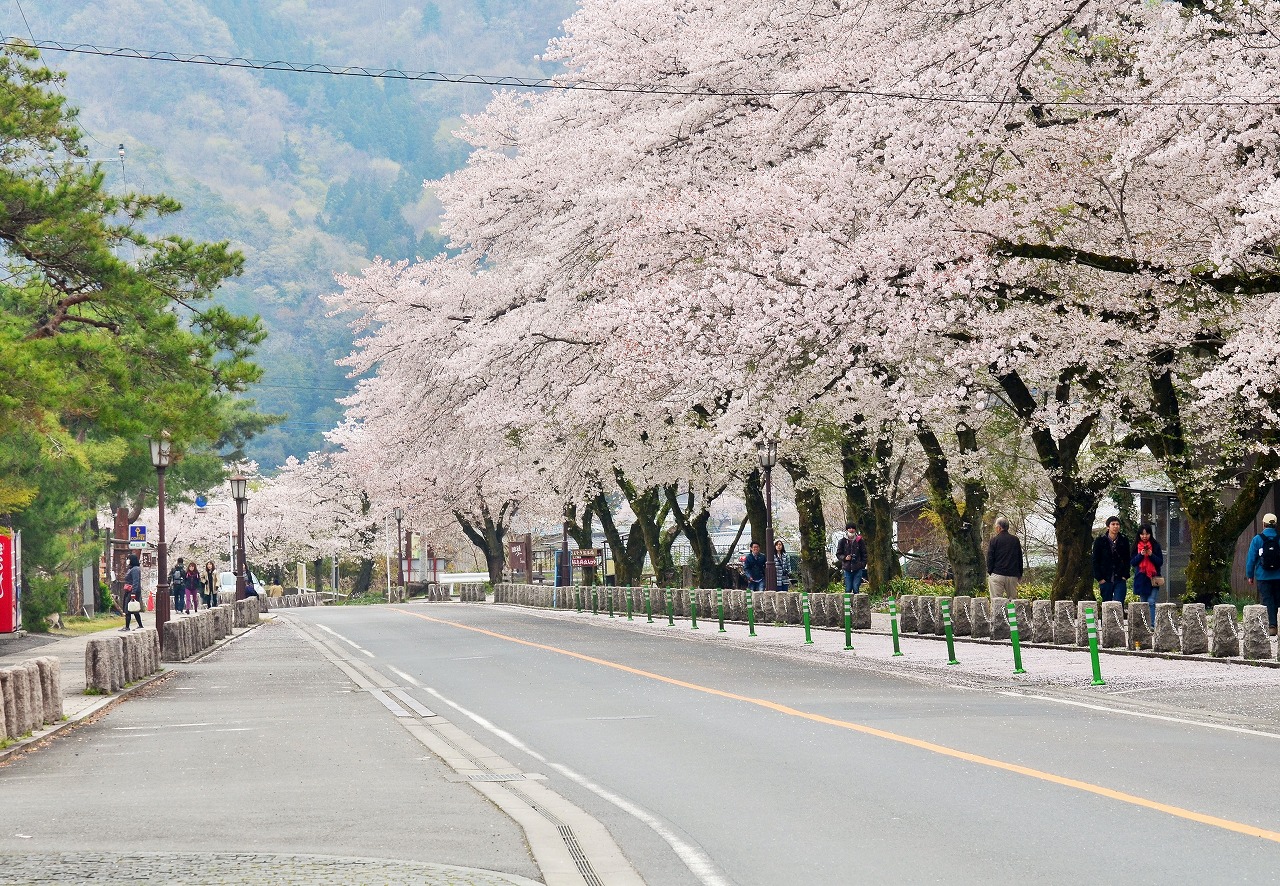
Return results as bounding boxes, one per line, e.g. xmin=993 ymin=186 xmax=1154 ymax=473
xmin=1130 ymin=523 xmax=1164 ymax=627
xmin=1246 ymin=513 xmax=1280 ymax=637
xmin=742 ymin=542 xmax=766 ymax=592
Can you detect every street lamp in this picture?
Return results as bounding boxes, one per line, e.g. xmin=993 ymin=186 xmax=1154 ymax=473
xmin=757 ymin=439 xmax=779 ymax=592
xmin=149 ymin=433 xmax=173 ymax=632
xmin=230 ymin=474 xmax=249 ymax=601
xmin=393 ymin=507 xmax=405 ymax=594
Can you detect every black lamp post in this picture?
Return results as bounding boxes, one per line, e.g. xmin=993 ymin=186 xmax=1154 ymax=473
xmin=757 ymin=439 xmax=779 ymax=592
xmin=149 ymin=433 xmax=172 ymax=632
xmin=230 ymin=474 xmax=249 ymax=601
xmin=393 ymin=507 xmax=405 ymax=592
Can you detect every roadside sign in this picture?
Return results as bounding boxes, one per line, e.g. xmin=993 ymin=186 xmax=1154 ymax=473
xmin=0 ymin=533 xmax=15 ymax=633
xmin=129 ymin=525 xmax=147 ymax=543
xmin=195 ymin=494 xmax=208 ymax=513
xmin=571 ymin=548 xmax=600 ymax=568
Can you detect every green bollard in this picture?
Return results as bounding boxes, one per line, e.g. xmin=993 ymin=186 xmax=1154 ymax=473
xmin=843 ymin=592 xmax=854 ymax=651
xmin=1085 ymin=604 xmax=1105 ymax=686
xmin=889 ymin=599 xmax=903 ymax=656
xmin=691 ymin=593 xmax=699 ymax=630
xmin=747 ymin=588 xmax=756 ymax=637
xmin=717 ymin=587 xmax=726 ymax=632
xmin=592 ymin=588 xmax=598 ymax=616
xmin=1007 ymin=601 xmax=1026 ymax=674
xmin=941 ymin=598 xmax=959 ymax=665
xmin=608 ymin=588 xmax=614 ymax=618
xmin=667 ymin=589 xmax=675 ymax=626
xmin=802 ymin=592 xmax=814 ymax=645
xmin=626 ymin=590 xmax=632 ymax=621
xmin=645 ymin=589 xmax=653 ymax=624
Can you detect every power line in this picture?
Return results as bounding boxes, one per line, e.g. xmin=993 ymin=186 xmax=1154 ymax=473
xmin=9 ymin=35 xmax=1280 ymax=107
xmin=7 ymin=18 xmax=115 ymax=152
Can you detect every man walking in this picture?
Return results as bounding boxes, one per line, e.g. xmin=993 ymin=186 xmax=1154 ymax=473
xmin=1092 ymin=516 xmax=1131 ymax=606
xmin=742 ymin=543 xmax=766 ymax=592
xmin=835 ymin=523 xmax=868 ymax=593
xmin=170 ymin=557 xmax=187 ymax=614
xmin=986 ymin=517 xmax=1023 ymax=598
xmin=1247 ymin=513 xmax=1280 ymax=637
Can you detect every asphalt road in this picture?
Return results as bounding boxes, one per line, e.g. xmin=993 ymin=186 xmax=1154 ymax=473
xmin=286 ymin=602 xmax=1280 ymax=886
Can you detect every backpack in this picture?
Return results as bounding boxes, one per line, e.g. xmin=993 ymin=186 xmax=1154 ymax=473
xmin=1262 ymin=534 xmax=1280 ymax=572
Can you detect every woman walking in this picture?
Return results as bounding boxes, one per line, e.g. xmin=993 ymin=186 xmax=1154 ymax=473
xmin=184 ymin=563 xmax=201 ymax=613
xmin=120 ymin=554 xmax=144 ymax=631
xmin=203 ymin=561 xmax=218 ymax=608
xmin=1130 ymin=523 xmax=1164 ymax=626
xmin=774 ymin=540 xmax=792 ymax=592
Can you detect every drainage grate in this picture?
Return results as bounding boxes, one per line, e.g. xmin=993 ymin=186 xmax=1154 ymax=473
xmin=525 ymin=801 xmax=604 ymax=886
xmin=465 ymin=773 xmax=527 ymax=783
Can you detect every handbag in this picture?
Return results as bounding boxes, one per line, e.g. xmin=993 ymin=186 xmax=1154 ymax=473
xmin=1151 ymin=576 xmax=1165 ymax=588
xmin=127 ymin=599 xmax=142 ymax=612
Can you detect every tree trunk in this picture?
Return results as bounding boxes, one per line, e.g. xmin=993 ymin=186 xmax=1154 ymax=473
xmin=915 ymin=422 xmax=988 ymax=596
xmin=665 ymin=483 xmax=736 ymax=588
xmin=352 ymin=557 xmax=373 ymax=596
xmin=841 ymin=424 xmax=903 ymax=593
xmin=782 ymin=458 xmax=834 ymax=592
xmin=595 ymin=493 xmax=646 ymax=585
xmin=565 ymin=501 xmax=597 ymax=586
xmin=614 ymin=470 xmax=676 ymax=584
xmin=313 ymin=557 xmax=324 ymax=593
xmin=743 ymin=469 xmax=767 ymax=550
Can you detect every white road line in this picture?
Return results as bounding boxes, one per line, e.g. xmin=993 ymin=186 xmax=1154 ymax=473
xmin=388 ymin=666 xmax=421 ymax=687
xmin=114 ymin=723 xmax=213 ymax=730
xmin=316 ymin=623 xmax=374 ymax=657
xmin=1002 ymin=691 xmax=1280 ymax=739
xmin=420 ymin=686 xmax=731 ymax=886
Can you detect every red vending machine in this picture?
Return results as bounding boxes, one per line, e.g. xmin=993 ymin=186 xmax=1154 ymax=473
xmin=0 ymin=532 xmax=19 ymax=633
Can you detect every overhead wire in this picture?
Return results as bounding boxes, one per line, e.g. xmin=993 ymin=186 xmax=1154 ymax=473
xmin=8 ymin=35 xmax=1280 ymax=107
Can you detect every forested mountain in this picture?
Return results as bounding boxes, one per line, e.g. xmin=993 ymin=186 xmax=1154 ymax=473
xmin=18 ymin=0 xmax=576 ymax=469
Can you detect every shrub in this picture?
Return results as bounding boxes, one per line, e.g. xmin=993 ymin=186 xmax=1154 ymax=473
xmin=22 ymin=573 xmax=66 ymax=632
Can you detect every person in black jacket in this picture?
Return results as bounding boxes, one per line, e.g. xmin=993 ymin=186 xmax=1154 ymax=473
xmin=1092 ymin=516 xmax=1131 ymax=607
xmin=120 ymin=554 xmax=144 ymax=631
xmin=835 ymin=523 xmax=868 ymax=593
xmin=986 ymin=517 xmax=1023 ymax=598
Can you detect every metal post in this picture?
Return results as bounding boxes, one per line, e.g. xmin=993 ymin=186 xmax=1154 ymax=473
xmin=592 ymin=587 xmax=598 ymax=616
xmin=395 ymin=516 xmax=404 ymax=589
xmin=889 ymin=598 xmax=903 ymax=656
xmin=625 ymin=589 xmax=632 ymax=620
xmin=843 ymin=592 xmax=853 ymax=651
xmin=747 ymin=588 xmax=756 ymax=637
xmin=235 ymin=502 xmax=247 ymax=602
xmin=801 ymin=592 xmax=813 ymax=644
xmin=691 ymin=592 xmax=698 ymax=629
xmin=645 ymin=589 xmax=653 ymax=623
xmin=608 ymin=588 xmax=614 ymax=618
xmin=667 ymin=589 xmax=675 ymax=626
xmin=1007 ymin=601 xmax=1026 ymax=674
xmin=764 ymin=465 xmax=776 ymax=593
xmin=154 ymin=468 xmax=170 ymax=632
xmin=1086 ymin=604 xmax=1105 ymax=686
xmin=717 ymin=587 xmax=726 ymax=633
xmin=941 ymin=598 xmax=959 ymax=665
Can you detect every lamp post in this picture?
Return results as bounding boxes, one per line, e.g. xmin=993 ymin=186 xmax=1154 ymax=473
xmin=230 ymin=474 xmax=249 ymax=601
xmin=393 ymin=508 xmax=405 ymax=592
xmin=149 ymin=433 xmax=173 ymax=632
xmin=757 ymin=439 xmax=779 ymax=592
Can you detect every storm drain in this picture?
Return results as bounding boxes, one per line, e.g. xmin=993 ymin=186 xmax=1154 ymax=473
xmin=524 ymin=800 xmax=604 ymax=886
xmin=466 ymin=772 xmax=527 ymax=783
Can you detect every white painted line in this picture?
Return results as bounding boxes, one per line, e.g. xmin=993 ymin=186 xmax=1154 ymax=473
xmin=316 ymin=623 xmax=374 ymax=657
xmin=388 ymin=688 xmax=436 ymax=718
xmin=1001 ymin=691 xmax=1280 ymax=739
xmin=370 ymin=688 xmax=412 ymax=717
xmin=420 ymin=687 xmax=730 ymax=886
xmin=360 ymin=648 xmax=375 ymax=658
xmin=388 ymin=666 xmax=421 ymax=687
xmin=114 ymin=723 xmax=213 ymax=730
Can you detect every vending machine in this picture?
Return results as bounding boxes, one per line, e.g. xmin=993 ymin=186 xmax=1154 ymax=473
xmin=0 ymin=531 xmax=21 ymax=633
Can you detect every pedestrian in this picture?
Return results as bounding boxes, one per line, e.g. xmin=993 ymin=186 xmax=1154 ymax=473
xmin=170 ymin=558 xmax=187 ymax=614
xmin=184 ymin=563 xmax=201 ymax=613
xmin=244 ymin=572 xmax=259 ymax=598
xmin=985 ymin=517 xmax=1023 ymax=598
xmin=120 ymin=554 xmax=144 ymax=631
xmin=835 ymin=523 xmax=868 ymax=593
xmin=1246 ymin=513 xmax=1280 ymax=637
xmin=742 ymin=542 xmax=766 ymax=593
xmin=203 ymin=561 xmax=218 ymax=608
xmin=1091 ymin=516 xmax=1131 ymax=608
xmin=1130 ymin=523 xmax=1164 ymax=627
xmin=773 ymin=540 xmax=791 ymax=592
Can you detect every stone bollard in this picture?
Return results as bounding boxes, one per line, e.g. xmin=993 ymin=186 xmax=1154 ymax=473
xmin=22 ymin=662 xmax=43 ymax=731
xmin=852 ymin=593 xmax=872 ymax=630
xmin=161 ymin=621 xmax=185 ymax=662
xmin=1180 ymin=604 xmax=1209 ymax=655
xmin=1030 ymin=599 xmax=1053 ymax=644
xmin=1153 ymin=603 xmax=1182 ymax=653
xmin=1075 ymin=601 xmax=1097 ymax=647
xmin=8 ymin=667 xmax=31 ymax=734
xmin=1242 ymin=605 xmax=1271 ymax=660
xmin=782 ymin=592 xmax=802 ymax=624
xmin=0 ymin=668 xmax=16 ymax=739
xmin=724 ymin=590 xmax=741 ymax=622
xmin=1013 ymin=599 xmax=1032 ymax=643
xmin=969 ymin=597 xmax=991 ymax=638
xmin=932 ymin=597 xmax=949 ymax=636
xmin=951 ymin=596 xmax=972 ymax=636
xmin=898 ymin=596 xmax=919 ymax=633
xmin=1128 ymin=603 xmax=1154 ymax=651
xmin=757 ymin=591 xmax=776 ymax=624
xmin=1211 ymin=604 xmax=1241 ymax=658
xmin=35 ymin=657 xmax=61 ymax=725
xmin=990 ymin=597 xmax=1011 ymax=640
xmin=918 ymin=596 xmax=938 ymax=634
xmin=1052 ymin=600 xmax=1076 ymax=645
xmin=0 ymin=677 xmax=7 ymax=741
xmin=1100 ymin=601 xmax=1126 ymax=648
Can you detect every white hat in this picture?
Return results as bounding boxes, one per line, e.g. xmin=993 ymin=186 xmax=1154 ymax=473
xmin=1264 ymin=513 xmax=1277 ymax=526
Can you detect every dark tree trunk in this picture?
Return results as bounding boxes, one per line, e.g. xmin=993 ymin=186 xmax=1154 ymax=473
xmin=665 ymin=483 xmax=738 ymax=589
xmin=565 ymin=501 xmax=597 ymax=586
xmin=743 ymin=469 xmax=767 ymax=550
xmin=841 ymin=424 xmax=903 ymax=593
xmin=595 ymin=492 xmax=647 ymax=585
xmin=615 ymin=470 xmax=677 ymax=584
xmin=454 ymin=498 xmax=515 ymax=587
xmin=313 ymin=558 xmax=324 ymax=593
xmin=915 ymin=421 xmax=988 ymax=596
xmin=782 ymin=458 xmax=835 ymax=592
xmin=352 ymin=557 xmax=373 ymax=596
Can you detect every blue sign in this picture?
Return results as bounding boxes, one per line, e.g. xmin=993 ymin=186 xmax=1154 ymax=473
xmin=195 ymin=495 xmax=208 ymax=509
xmin=128 ymin=525 xmax=147 ymax=543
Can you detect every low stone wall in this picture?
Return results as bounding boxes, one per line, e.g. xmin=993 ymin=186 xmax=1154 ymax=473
xmin=85 ymin=629 xmax=161 ymax=694
xmin=0 ymin=657 xmax=64 ymax=741
xmin=258 ymin=592 xmax=322 ymax=610
xmin=408 ymin=582 xmax=452 ymax=601
xmin=492 ymin=583 xmax=874 ymax=629
xmin=456 ymin=583 xmax=487 ymax=602
xmin=158 ymin=599 xmax=258 ymax=663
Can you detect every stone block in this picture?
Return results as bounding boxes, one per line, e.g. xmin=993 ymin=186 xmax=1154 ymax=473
xmin=852 ymin=593 xmax=872 ymax=630
xmin=1030 ymin=600 xmax=1053 ymax=644
xmin=990 ymin=597 xmax=1011 ymax=640
xmin=950 ymin=596 xmax=972 ymax=636
xmin=1052 ymin=600 xmax=1076 ymax=645
xmin=161 ymin=621 xmax=185 ymax=662
xmin=784 ymin=592 xmax=804 ymax=623
xmin=1178 ymin=604 xmax=1207 ymax=655
xmin=756 ymin=591 xmax=776 ymax=623
xmin=1153 ymin=603 xmax=1182 ymax=654
xmin=969 ymin=597 xmax=991 ymax=638
xmin=35 ymin=657 xmax=61 ymax=725
xmin=820 ymin=593 xmax=840 ymax=627
xmin=898 ymin=596 xmax=919 ymax=633
xmin=807 ymin=593 xmax=828 ymax=626
xmin=1075 ymin=601 xmax=1097 ymax=647
xmin=1128 ymin=603 xmax=1154 ymax=651
xmin=1211 ymin=604 xmax=1240 ymax=657
xmin=918 ymin=596 xmax=938 ymax=634
xmin=1013 ymin=599 xmax=1032 ymax=640
xmin=1100 ymin=601 xmax=1126 ymax=648
xmin=0 ymin=668 xmax=15 ymax=739
xmin=9 ymin=667 xmax=32 ymax=734
xmin=1242 ymin=605 xmax=1271 ymax=660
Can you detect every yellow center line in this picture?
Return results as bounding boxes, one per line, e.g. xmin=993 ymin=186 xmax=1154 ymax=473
xmin=393 ymin=608 xmax=1280 ymax=844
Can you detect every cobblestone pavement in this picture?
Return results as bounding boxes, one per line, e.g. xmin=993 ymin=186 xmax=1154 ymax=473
xmin=0 ymin=852 xmax=543 ymax=885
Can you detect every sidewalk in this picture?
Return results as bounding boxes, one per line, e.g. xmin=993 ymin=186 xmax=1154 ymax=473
xmin=0 ymin=617 xmax=543 ymax=886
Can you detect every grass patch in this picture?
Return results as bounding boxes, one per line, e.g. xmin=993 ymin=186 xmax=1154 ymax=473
xmin=51 ymin=614 xmax=125 ymax=637
xmin=332 ymin=592 xmax=392 ymax=606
